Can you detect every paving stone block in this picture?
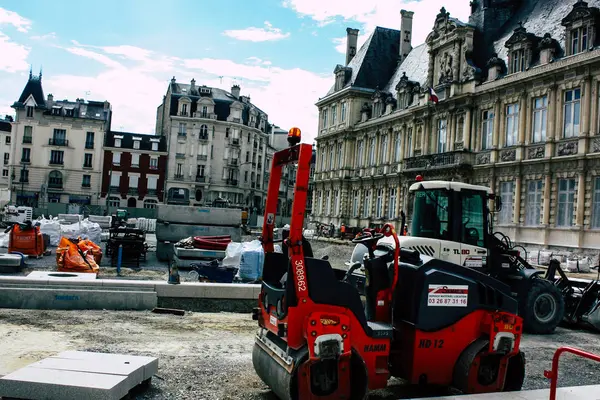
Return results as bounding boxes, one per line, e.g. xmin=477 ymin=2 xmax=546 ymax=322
xmin=28 ymin=271 xmax=98 ymax=281
xmin=55 ymin=351 xmax=158 ymax=381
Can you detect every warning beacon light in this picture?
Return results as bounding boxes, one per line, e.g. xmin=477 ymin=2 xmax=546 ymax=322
xmin=415 ymin=175 xmax=424 ymax=182
xmin=288 ymin=127 xmax=301 ymax=146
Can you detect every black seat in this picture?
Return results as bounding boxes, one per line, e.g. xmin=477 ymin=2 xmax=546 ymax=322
xmin=363 ymin=256 xmax=392 ymax=320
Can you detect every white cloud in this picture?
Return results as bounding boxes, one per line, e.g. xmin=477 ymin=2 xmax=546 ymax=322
xmin=223 ymin=21 xmax=291 ymax=42
xmin=0 ymin=32 xmax=30 ymax=73
xmin=0 ymin=7 xmax=32 ymax=33
xmin=50 ymin=41 xmax=330 ymax=144
xmin=31 ymin=32 xmax=57 ymax=41
xmin=284 ymin=0 xmax=470 ymax=54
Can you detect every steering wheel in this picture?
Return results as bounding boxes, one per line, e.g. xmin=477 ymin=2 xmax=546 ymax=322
xmin=352 ymin=231 xmax=384 ymax=244
xmin=343 ymin=262 xmax=363 ymax=283
xmin=463 ymin=217 xmax=470 ymax=226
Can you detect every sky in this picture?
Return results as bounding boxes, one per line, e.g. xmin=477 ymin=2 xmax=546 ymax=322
xmin=0 ymin=0 xmax=470 ymax=145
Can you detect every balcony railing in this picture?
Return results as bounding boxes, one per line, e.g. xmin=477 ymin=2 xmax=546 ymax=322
xmin=49 ymin=159 xmax=64 ymax=165
xmin=82 ymin=183 xmax=91 ymax=188
xmin=176 ymin=153 xmax=185 ymax=159
xmin=231 ymin=138 xmax=240 ymax=146
xmin=19 ymin=177 xmax=28 ymax=183
xmin=196 ymin=175 xmax=206 ymax=183
xmin=85 ymin=142 xmax=94 ymax=149
xmin=174 ymin=174 xmax=184 ymax=181
xmin=226 ymin=179 xmax=238 ymax=186
xmin=49 ymin=138 xmax=68 ymax=146
xmin=150 ymin=164 xmax=158 ymax=170
xmin=199 ymin=134 xmax=208 ymax=141
xmin=228 ymin=158 xmax=238 ymax=166
xmin=128 ymin=188 xmax=138 ymax=195
xmin=147 ymin=189 xmax=157 ymax=196
xmin=23 ymin=136 xmax=32 ymax=144
xmin=83 ymin=163 xmax=93 ymax=169
xmin=403 ymin=151 xmax=474 ymax=170
xmin=48 ymin=182 xmax=63 ymax=189
xmin=197 ymin=155 xmax=208 ymax=161
xmin=21 ymin=158 xmax=30 ymax=163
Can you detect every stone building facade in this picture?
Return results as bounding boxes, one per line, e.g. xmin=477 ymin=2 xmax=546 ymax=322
xmin=313 ymin=0 xmax=600 ymax=250
xmin=0 ymin=117 xmax=13 ymax=189
xmin=9 ymin=71 xmax=111 ymax=207
xmin=155 ymin=78 xmax=273 ymax=210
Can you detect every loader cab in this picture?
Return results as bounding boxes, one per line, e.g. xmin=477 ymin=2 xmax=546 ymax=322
xmin=409 ymin=180 xmax=493 ymax=249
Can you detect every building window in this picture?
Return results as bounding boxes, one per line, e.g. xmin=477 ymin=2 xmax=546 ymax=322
xmin=375 ymin=189 xmax=383 ymax=218
xmin=525 ymin=180 xmax=543 ymax=226
xmin=394 ymin=133 xmax=401 ymax=162
xmin=112 ymin=152 xmax=121 ymax=165
xmin=3 ymin=153 xmax=8 ymax=165
xmin=144 ymin=199 xmax=158 ymax=209
xmin=505 ymin=103 xmax=519 ymax=147
xmin=356 ymin=140 xmax=364 ymax=167
xmin=147 ymin=175 xmax=158 ymax=192
xmin=83 ymin=153 xmax=93 ymax=168
xmin=331 ymin=105 xmax=337 ymax=125
xmin=437 ymin=119 xmax=447 ymax=153
xmin=325 ymin=190 xmax=331 ymax=215
xmin=151 ymin=142 xmax=158 ymax=151
xmin=381 ymin=134 xmax=388 ymax=163
xmin=202 ymin=106 xmax=208 ymax=118
xmin=129 ymin=175 xmax=138 ymax=190
xmin=498 ymin=181 xmax=514 ymax=224
xmin=389 ymin=188 xmax=397 ymax=219
xmin=23 ymin=126 xmax=32 ymax=143
xmin=178 ymin=123 xmax=186 ymax=135
xmin=26 ymin=106 xmax=33 ymax=118
xmin=592 ymin=177 xmax=600 ymax=229
xmin=107 ymin=196 xmax=120 ymax=207
xmin=556 ymin=178 xmax=576 ymax=227
xmin=334 ymin=190 xmax=340 ymax=215
xmin=21 ymin=148 xmax=30 ymax=163
xmin=570 ymin=25 xmax=589 ymax=56
xmin=85 ymin=132 xmax=94 ymax=149
xmin=176 ymin=163 xmax=183 ymax=176
xmin=406 ymin=128 xmax=413 ymax=158
xmin=2 ymin=169 xmax=7 ymax=177
xmin=48 ymin=170 xmax=63 ymax=189
xmin=110 ymin=173 xmax=120 ymax=187
xmin=482 ymin=110 xmax=494 ymax=150
xmin=368 ymin=137 xmax=375 ymax=166
xmin=564 ymin=88 xmax=581 ymax=138
xmin=532 ymin=96 xmax=548 ymax=143
xmin=5 ymin=136 xmax=10 ymax=145
xmin=50 ymin=150 xmax=64 ymax=165
xmin=363 ymin=190 xmax=370 ymax=217
xmin=133 ymin=140 xmax=140 ymax=150
xmin=52 ymin=129 xmax=67 ymax=146
xmin=82 ymin=175 xmax=91 ymax=188
xmin=353 ymin=190 xmax=359 ymax=217
xmin=200 ymin=124 xmax=208 ymax=138
xmin=329 ymin=146 xmax=334 ymax=170
xmin=510 ymin=49 xmax=526 ymax=74
xmin=19 ymin=168 xmax=28 ymax=183
xmin=337 ymin=143 xmax=343 ymax=168
xmin=322 ymin=109 xmax=328 ymax=128
xmin=131 ymin=153 xmax=140 ymax=167
xmin=341 ymin=103 xmax=347 ymax=122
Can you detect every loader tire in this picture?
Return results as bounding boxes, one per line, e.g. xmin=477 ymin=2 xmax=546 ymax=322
xmin=521 ymin=278 xmax=565 ymax=334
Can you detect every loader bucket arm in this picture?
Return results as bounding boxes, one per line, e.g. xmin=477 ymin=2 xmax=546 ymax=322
xmin=261 ymin=142 xmax=313 ymax=300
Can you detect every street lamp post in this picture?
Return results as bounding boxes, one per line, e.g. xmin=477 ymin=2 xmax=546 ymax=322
xmin=19 ymin=163 xmax=27 ymax=206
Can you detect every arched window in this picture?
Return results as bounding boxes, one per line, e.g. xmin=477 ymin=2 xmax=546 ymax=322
xmin=48 ymin=170 xmax=63 ymax=189
xmin=195 ymin=189 xmax=202 ymax=202
xmin=144 ymin=199 xmax=158 ymax=209
xmin=200 ymin=125 xmax=208 ymax=135
xmin=127 ymin=197 xmax=137 ymax=208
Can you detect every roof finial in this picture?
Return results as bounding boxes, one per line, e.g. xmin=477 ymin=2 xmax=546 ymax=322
xmin=29 ymin=65 xmax=32 ymax=80
xmin=39 ymin=65 xmax=42 ymax=81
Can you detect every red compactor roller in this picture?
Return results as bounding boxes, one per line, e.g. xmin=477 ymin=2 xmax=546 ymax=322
xmin=251 ymin=129 xmax=526 ymax=399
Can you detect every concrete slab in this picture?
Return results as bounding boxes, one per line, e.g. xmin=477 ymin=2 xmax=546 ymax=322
xmin=411 ymin=385 xmax=600 ymax=399
xmin=0 ymin=287 xmax=157 ymax=310
xmin=55 ymin=351 xmax=158 ymax=381
xmin=27 ymin=271 xmax=98 ymax=280
xmin=154 ymin=282 xmax=205 ymax=298
xmin=0 ymin=367 xmax=130 ymax=400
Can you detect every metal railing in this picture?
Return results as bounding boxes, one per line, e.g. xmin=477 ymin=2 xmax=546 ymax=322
xmin=49 ymin=138 xmax=68 ymax=146
xmin=544 ymin=347 xmax=600 ymax=400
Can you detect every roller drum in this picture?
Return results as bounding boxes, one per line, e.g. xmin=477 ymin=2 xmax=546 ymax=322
xmin=252 ymin=341 xmax=298 ymax=400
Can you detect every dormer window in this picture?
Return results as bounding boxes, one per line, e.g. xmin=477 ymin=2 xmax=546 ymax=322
xmin=505 ymin=23 xmax=540 ymax=74
xmin=133 ymin=138 xmax=141 ymax=150
xmin=201 ymin=106 xmax=207 ymax=118
xmin=182 ymin=104 xmax=188 ymax=116
xmin=114 ymin=136 xmax=123 ymax=148
xmin=151 ymin=141 xmax=159 ymax=151
xmin=562 ymin=1 xmax=599 ymax=56
xmin=372 ymin=101 xmax=382 ymax=118
xmin=52 ymin=107 xmax=61 ymax=116
xmin=26 ymin=106 xmax=33 ymax=118
xmin=510 ymin=49 xmax=526 ymax=73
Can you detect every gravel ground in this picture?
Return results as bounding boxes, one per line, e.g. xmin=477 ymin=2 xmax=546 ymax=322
xmin=0 ymin=309 xmax=598 ymax=400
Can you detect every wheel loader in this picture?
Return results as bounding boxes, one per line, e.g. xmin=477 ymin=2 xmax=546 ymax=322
xmin=251 ymin=128 xmax=526 ymax=399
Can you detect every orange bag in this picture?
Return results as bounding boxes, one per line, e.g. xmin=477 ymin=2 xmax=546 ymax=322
xmin=56 ymin=237 xmax=99 ymax=273
xmin=78 ymin=239 xmax=103 ymax=264
xmin=9 ymin=223 xmax=44 ymax=257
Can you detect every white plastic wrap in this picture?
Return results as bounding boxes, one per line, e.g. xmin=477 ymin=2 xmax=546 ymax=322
xmin=567 ymin=257 xmax=591 ymax=273
xmin=0 ymin=232 xmax=8 ymax=248
xmin=59 ymin=222 xmax=83 ymax=240
xmin=81 ymin=219 xmax=102 ymax=245
xmin=222 ymin=242 xmax=243 ymax=268
xmin=37 ymin=217 xmax=61 ymax=246
xmin=236 ymin=240 xmax=265 ymax=281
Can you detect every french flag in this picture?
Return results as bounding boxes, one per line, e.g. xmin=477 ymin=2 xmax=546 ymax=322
xmin=428 ymin=87 xmax=439 ymax=104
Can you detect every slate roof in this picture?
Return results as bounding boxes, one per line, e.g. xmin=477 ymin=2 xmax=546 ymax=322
xmin=105 ymin=130 xmax=167 ymax=152
xmin=168 ymin=82 xmax=269 ymax=131
xmin=322 ymin=0 xmax=600 ymax=102
xmin=0 ymin=121 xmax=11 ymax=133
xmin=15 ymin=76 xmax=45 ymax=107
xmin=493 ymin=0 xmax=600 ymax=62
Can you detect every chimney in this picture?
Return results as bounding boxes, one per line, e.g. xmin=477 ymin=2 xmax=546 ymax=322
xmin=400 ymin=10 xmax=414 ymax=62
xmin=190 ymin=78 xmax=196 ymax=92
xmin=171 ymin=76 xmax=176 ymax=84
xmin=231 ymin=85 xmax=240 ymax=98
xmin=346 ymin=28 xmax=359 ymax=65
xmin=47 ymin=94 xmax=53 ymax=107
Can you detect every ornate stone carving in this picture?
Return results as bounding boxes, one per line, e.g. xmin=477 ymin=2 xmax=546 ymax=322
xmin=562 ymin=0 xmax=600 ymax=26
xmin=391 ymin=164 xmax=399 ymax=173
xmin=528 ymin=146 xmax=545 ymax=159
xmin=592 ymin=137 xmax=600 ymax=153
xmin=455 ymin=141 xmax=464 ymax=151
xmin=377 ymin=166 xmax=384 ymax=175
xmin=476 ymin=152 xmax=490 ymax=165
xmin=438 ymin=51 xmax=454 ymax=85
xmin=500 ymin=149 xmax=516 ymax=162
xmin=557 ymin=141 xmax=578 ymax=156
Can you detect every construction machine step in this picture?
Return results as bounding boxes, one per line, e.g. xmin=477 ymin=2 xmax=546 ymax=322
xmin=410 ymin=384 xmax=600 ymax=399
xmin=367 ymin=321 xmax=393 ymax=338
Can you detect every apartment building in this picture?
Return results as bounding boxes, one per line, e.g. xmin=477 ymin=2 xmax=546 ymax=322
xmin=100 ymin=131 xmax=168 ymax=209
xmin=9 ymin=71 xmax=111 ymax=207
xmin=313 ymin=0 xmax=600 ymax=251
xmin=156 ymin=78 xmax=272 ymax=209
xmin=0 ymin=116 xmax=12 ymax=188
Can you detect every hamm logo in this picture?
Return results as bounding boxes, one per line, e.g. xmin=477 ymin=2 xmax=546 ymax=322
xmin=364 ymin=344 xmax=387 ymax=352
